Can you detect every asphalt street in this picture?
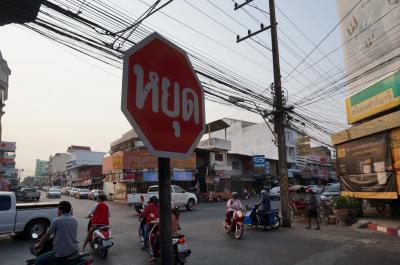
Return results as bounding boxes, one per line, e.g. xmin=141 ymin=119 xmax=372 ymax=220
xmin=1 ymin=194 xmax=399 ymax=265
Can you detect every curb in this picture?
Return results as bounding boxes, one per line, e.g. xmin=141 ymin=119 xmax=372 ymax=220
xmin=367 ymin=222 xmax=400 ymax=237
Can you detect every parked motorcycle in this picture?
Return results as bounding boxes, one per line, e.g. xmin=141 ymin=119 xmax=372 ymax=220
xmin=244 ymin=205 xmax=281 ymax=230
xmin=87 ymin=218 xmax=114 ymax=258
xmin=26 ymin=233 xmax=93 ymax=265
xmin=148 ymin=220 xmax=191 ymax=265
xmin=223 ymin=209 xmax=245 ymax=239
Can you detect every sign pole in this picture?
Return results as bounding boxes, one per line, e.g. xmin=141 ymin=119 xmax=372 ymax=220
xmin=158 ymin=157 xmax=172 ymax=265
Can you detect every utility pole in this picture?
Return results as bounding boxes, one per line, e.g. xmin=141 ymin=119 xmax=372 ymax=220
xmin=235 ymin=0 xmax=291 ymax=227
xmin=268 ymin=0 xmax=291 ymax=227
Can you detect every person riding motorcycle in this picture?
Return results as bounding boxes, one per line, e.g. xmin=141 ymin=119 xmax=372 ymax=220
xmin=35 ymin=201 xmax=79 ymax=265
xmin=256 ymin=190 xmax=271 ymax=214
xmin=140 ymin=196 xmax=159 ymax=251
xmin=226 ymin=192 xmax=244 ymax=226
xmin=82 ymin=194 xmax=110 ymax=251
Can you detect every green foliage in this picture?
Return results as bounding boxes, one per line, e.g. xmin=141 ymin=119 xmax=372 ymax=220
xmin=332 ymin=196 xmax=361 ymax=210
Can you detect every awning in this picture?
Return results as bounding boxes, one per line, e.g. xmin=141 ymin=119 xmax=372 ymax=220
xmin=206 ymin=119 xmax=230 ymax=133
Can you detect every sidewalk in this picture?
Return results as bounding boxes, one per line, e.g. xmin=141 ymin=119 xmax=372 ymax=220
xmin=354 ymin=217 xmax=400 ymax=237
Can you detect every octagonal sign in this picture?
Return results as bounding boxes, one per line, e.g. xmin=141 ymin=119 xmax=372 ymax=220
xmin=121 ymin=32 xmax=205 ymax=158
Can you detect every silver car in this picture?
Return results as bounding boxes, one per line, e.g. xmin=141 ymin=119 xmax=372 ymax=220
xmin=269 ymin=187 xmax=280 ymax=200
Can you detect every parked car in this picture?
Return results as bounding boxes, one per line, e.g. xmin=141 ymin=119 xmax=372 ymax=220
xmin=75 ymin=188 xmax=90 ymax=199
xmin=46 ymin=188 xmax=61 ymax=199
xmin=89 ymin=189 xmax=105 ymax=200
xmin=128 ymin=185 xmax=197 ymax=211
xmin=69 ymin=188 xmax=79 ymax=197
xmin=306 ymin=185 xmax=323 ymax=194
xmin=16 ymin=187 xmax=41 ymax=202
xmin=0 ymin=192 xmax=58 ymax=238
xmin=320 ymin=183 xmax=340 ymax=202
xmin=269 ymin=187 xmax=280 ymax=200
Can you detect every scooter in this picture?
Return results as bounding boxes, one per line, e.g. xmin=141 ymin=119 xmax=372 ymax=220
xmin=87 ymin=218 xmax=114 ymax=258
xmin=26 ymin=233 xmax=93 ymax=265
xmin=148 ymin=219 xmax=191 ymax=265
xmin=223 ymin=209 xmax=245 ymax=239
xmin=244 ymin=205 xmax=281 ymax=230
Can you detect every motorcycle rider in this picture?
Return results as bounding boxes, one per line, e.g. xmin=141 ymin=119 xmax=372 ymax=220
xmin=82 ymin=194 xmax=111 ymax=251
xmin=256 ymin=190 xmax=271 ymax=214
xmin=140 ymin=196 xmax=159 ymax=251
xmin=226 ymin=192 xmax=244 ymax=226
xmin=35 ymin=201 xmax=79 ymax=265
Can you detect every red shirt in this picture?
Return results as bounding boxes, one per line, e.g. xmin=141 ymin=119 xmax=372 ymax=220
xmin=91 ymin=202 xmax=110 ymax=225
xmin=140 ymin=202 xmax=159 ymax=225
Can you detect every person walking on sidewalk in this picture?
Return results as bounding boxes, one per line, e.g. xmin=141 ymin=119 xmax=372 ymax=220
xmin=305 ymin=190 xmax=320 ymax=230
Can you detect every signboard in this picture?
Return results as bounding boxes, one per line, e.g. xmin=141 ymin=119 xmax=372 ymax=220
xmin=123 ymin=150 xmax=196 ymax=170
xmin=337 ymin=132 xmax=397 ymax=198
xmin=121 ymin=32 xmax=205 ymax=158
xmin=345 ymin=70 xmax=400 ymax=124
xmin=337 ymin=0 xmax=400 ymax=95
xmin=252 ymin=155 xmax=266 ymax=175
xmin=172 ymin=171 xmax=193 ymax=181
xmin=0 ymin=141 xmax=15 ymax=151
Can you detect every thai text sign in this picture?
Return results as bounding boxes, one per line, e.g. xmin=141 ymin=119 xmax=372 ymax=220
xmin=345 ymin=70 xmax=400 ymax=124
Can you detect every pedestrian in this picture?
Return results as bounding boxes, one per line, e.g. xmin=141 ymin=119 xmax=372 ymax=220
xmin=305 ymin=190 xmax=320 ymax=230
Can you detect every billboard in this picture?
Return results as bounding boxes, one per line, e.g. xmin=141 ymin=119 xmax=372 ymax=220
xmin=345 ymin=70 xmax=400 ymax=123
xmin=337 ymin=0 xmax=400 ymax=95
xmin=0 ymin=141 xmax=15 ymax=151
xmin=252 ymin=155 xmax=266 ymax=175
xmin=337 ymin=132 xmax=397 ymax=198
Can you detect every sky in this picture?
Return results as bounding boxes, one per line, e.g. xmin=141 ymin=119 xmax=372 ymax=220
xmin=0 ymin=0 xmax=345 ymax=177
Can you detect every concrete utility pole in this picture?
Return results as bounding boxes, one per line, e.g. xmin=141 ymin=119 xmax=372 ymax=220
xmin=235 ymin=0 xmax=291 ymax=227
xmin=268 ymin=0 xmax=291 ymax=227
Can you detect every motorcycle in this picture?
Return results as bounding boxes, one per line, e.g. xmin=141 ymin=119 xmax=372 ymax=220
xmin=224 ymin=209 xmax=245 ymax=239
xmin=26 ymin=233 xmax=93 ymax=265
xmin=244 ymin=205 xmax=281 ymax=230
xmin=87 ymin=217 xmax=114 ymax=258
xmin=148 ymin=219 xmax=191 ymax=265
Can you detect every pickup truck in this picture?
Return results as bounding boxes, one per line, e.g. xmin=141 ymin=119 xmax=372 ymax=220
xmin=16 ymin=187 xmax=41 ymax=201
xmin=128 ymin=185 xmax=197 ymax=212
xmin=0 ymin=192 xmax=58 ymax=239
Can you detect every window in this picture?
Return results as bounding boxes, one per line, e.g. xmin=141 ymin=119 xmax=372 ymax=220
xmin=215 ymin=153 xmax=223 ymax=161
xmin=148 ymin=186 xmax=159 ymax=193
xmin=174 ymin=186 xmax=185 ymax=193
xmin=0 ymin=195 xmax=11 ymax=211
xmin=232 ymin=161 xmax=239 ymax=170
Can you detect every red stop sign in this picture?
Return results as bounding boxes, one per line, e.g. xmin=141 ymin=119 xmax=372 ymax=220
xmin=121 ymin=32 xmax=205 ymax=158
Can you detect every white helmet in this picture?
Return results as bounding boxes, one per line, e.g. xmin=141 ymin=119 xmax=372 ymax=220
xmin=260 ymin=190 xmax=267 ymax=195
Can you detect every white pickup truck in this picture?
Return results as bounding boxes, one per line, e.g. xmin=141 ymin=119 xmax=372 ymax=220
xmin=128 ymin=185 xmax=197 ymax=212
xmin=0 ymin=192 xmax=58 ymax=239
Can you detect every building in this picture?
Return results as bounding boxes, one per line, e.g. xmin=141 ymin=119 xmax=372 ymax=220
xmin=65 ymin=146 xmax=106 ymax=188
xmin=34 ymin=159 xmax=48 ymax=182
xmin=0 ymin=51 xmax=11 ymax=141
xmin=48 ymin=153 xmax=70 ymax=186
xmin=0 ymin=141 xmax=16 ymax=187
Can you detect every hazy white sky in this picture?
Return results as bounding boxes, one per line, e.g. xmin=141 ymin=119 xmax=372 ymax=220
xmin=0 ymin=0 xmax=344 ymax=177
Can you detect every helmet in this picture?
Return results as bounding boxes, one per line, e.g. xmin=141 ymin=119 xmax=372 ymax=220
xmin=260 ymin=190 xmax=267 ymax=195
xmin=232 ymin=192 xmax=239 ymax=199
xmin=149 ymin=196 xmax=158 ymax=203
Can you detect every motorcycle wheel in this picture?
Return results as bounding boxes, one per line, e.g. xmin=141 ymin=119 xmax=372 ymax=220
xmin=101 ymin=248 xmax=108 ymax=258
xmin=234 ymin=224 xmax=243 ymax=239
xmin=271 ymin=216 xmax=281 ymax=230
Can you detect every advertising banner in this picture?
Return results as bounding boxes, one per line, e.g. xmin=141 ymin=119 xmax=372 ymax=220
xmin=172 ymin=171 xmax=193 ymax=181
xmin=252 ymin=155 xmax=266 ymax=175
xmin=143 ymin=171 xmax=158 ymax=182
xmin=345 ymin=70 xmax=400 ymax=124
xmin=123 ymin=150 xmax=196 ymax=170
xmin=337 ymin=132 xmax=397 ymax=198
xmin=0 ymin=141 xmax=15 ymax=151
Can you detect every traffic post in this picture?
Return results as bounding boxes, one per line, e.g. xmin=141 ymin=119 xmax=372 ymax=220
xmin=121 ymin=32 xmax=205 ymax=264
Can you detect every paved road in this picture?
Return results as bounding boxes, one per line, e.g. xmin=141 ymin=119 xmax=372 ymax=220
xmin=1 ymin=195 xmax=399 ymax=265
